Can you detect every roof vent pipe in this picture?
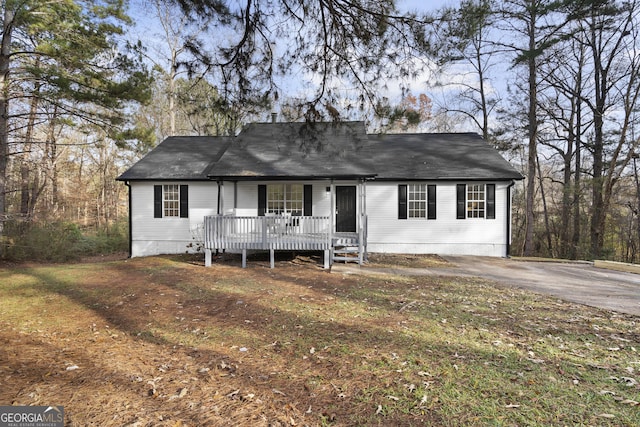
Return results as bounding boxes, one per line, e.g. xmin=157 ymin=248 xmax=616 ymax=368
xmin=271 ymin=112 xmax=277 ymax=123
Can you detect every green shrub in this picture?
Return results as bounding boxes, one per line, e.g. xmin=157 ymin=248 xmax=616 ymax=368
xmin=1 ymin=220 xmax=129 ymax=262
xmin=79 ymin=221 xmax=129 ymax=256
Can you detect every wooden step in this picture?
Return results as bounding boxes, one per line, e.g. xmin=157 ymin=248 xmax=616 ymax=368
xmin=333 ymin=247 xmax=359 ymax=254
xmin=333 ymin=256 xmax=360 ymax=262
xmin=332 ymin=246 xmax=361 ymax=263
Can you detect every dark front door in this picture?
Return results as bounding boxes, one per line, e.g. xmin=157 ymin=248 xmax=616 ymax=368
xmin=336 ymin=186 xmax=356 ymax=233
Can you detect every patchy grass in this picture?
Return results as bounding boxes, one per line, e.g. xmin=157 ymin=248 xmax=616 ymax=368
xmin=366 ymin=253 xmax=450 ymax=269
xmin=0 ymin=254 xmax=639 ymax=426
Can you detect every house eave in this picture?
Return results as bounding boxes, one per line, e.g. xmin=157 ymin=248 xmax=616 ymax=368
xmin=206 ymin=174 xmax=377 ymax=181
xmin=115 ymin=177 xmax=212 ymax=182
xmin=373 ymin=176 xmax=524 ymax=182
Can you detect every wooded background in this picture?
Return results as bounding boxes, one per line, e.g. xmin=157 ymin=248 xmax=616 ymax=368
xmin=2 ymin=0 xmax=640 ymax=263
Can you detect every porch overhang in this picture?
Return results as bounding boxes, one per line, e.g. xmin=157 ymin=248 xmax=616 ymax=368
xmin=206 ymin=174 xmax=377 ymax=181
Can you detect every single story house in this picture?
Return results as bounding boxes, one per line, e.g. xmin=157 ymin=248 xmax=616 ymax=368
xmin=117 ymin=121 xmax=523 ymax=267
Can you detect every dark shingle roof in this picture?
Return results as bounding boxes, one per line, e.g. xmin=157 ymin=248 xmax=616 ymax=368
xmin=365 ymin=132 xmax=523 ymax=181
xmin=117 ymin=123 xmax=523 ymax=182
xmin=116 ymin=136 xmax=231 ymax=181
xmin=206 ymin=122 xmax=377 ymax=179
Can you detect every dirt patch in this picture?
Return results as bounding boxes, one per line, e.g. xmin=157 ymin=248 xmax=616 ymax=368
xmin=365 ymin=253 xmax=450 ymax=268
xmin=200 ymin=250 xmax=450 ymax=269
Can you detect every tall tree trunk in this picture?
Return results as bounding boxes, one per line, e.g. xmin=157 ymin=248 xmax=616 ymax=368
xmin=169 ymin=52 xmax=178 ymax=135
xmin=585 ymin=2 xmax=636 ymax=259
xmin=634 ymin=156 xmax=640 ymax=263
xmin=560 ymin=134 xmax=573 ymax=258
xmin=590 ymin=70 xmax=605 ymax=259
xmin=524 ymin=9 xmax=538 ymax=256
xmin=536 ymin=154 xmax=553 ymax=256
xmin=0 ymin=7 xmax=14 ymax=222
xmin=20 ymin=85 xmax=41 ymax=217
xmin=45 ymin=106 xmax=60 ymax=213
xmin=570 ymin=95 xmax=582 ymax=260
xmin=560 ymin=135 xmax=575 ymax=257
xmin=474 ymin=37 xmax=490 ymax=142
xmin=560 ymin=46 xmax=584 ymax=260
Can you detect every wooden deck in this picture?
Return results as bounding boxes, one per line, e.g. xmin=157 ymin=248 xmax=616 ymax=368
xmin=203 ymin=215 xmax=366 ymax=268
xmin=204 ymin=215 xmax=331 ymax=268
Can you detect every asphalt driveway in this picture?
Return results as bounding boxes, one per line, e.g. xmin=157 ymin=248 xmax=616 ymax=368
xmin=335 ymin=256 xmax=640 ymax=316
xmin=441 ymin=256 xmax=640 ymax=316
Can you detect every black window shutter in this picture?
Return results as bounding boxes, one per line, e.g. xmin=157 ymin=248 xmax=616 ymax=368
xmin=427 ymin=185 xmax=436 ymax=220
xmin=154 ymin=185 xmax=162 ymax=218
xmin=258 ymin=185 xmax=266 ymax=216
xmin=486 ymin=184 xmax=495 ymax=219
xmin=179 ymin=185 xmax=189 ymax=218
xmin=456 ymin=184 xmax=466 ymax=219
xmin=398 ymin=185 xmax=407 ymax=219
xmin=303 ymin=185 xmax=312 ymax=216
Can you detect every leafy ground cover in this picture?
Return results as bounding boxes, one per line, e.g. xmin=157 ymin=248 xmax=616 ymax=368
xmin=0 ymin=253 xmax=638 ymax=426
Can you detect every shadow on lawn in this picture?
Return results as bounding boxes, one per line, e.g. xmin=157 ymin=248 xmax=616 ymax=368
xmin=4 ymin=259 xmax=469 ymax=424
xmin=7 ymin=256 xmax=638 ymax=426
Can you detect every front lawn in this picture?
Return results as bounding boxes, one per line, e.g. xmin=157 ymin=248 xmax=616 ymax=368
xmin=0 ymin=254 xmax=638 ymax=426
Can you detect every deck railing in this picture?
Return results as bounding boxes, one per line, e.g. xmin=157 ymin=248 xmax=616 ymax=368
xmin=204 ymin=215 xmax=332 ymax=252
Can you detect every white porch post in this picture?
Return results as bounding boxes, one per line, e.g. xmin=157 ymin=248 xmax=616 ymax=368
xmin=358 ymin=179 xmax=364 ymax=265
xmin=219 ymin=180 xmax=225 ymax=214
xmin=362 ymin=179 xmax=367 ymax=262
xmin=363 ymin=179 xmax=367 ymax=217
xmin=329 ymin=179 xmax=335 ymax=264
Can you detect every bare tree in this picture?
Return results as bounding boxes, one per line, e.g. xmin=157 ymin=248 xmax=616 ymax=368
xmin=537 ymin=35 xmax=592 ymax=259
xmin=139 ymin=0 xmax=213 ymax=136
xmin=577 ymin=0 xmax=640 ymax=258
xmin=434 ymin=0 xmax=501 ymax=141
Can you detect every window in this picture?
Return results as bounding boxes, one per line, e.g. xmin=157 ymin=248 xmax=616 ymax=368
xmin=154 ymin=184 xmax=188 ymax=218
xmin=408 ymin=184 xmax=426 ymax=218
xmin=467 ymin=184 xmax=485 ymax=218
xmin=258 ymin=184 xmax=312 ymax=216
xmin=266 ymin=184 xmax=303 ymax=215
xmin=398 ymin=184 xmax=436 ymax=219
xmin=456 ymin=184 xmax=495 ymax=219
xmin=163 ymin=184 xmax=180 ymax=217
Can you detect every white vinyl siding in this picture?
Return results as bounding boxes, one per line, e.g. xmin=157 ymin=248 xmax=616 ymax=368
xmin=128 ymin=180 xmax=511 ymax=258
xmin=366 ymin=181 xmax=509 ymax=257
xmin=130 ymin=181 xmax=217 ymax=257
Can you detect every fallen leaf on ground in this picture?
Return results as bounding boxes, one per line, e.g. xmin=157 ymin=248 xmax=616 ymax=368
xmin=597 ymin=413 xmax=615 ymax=419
